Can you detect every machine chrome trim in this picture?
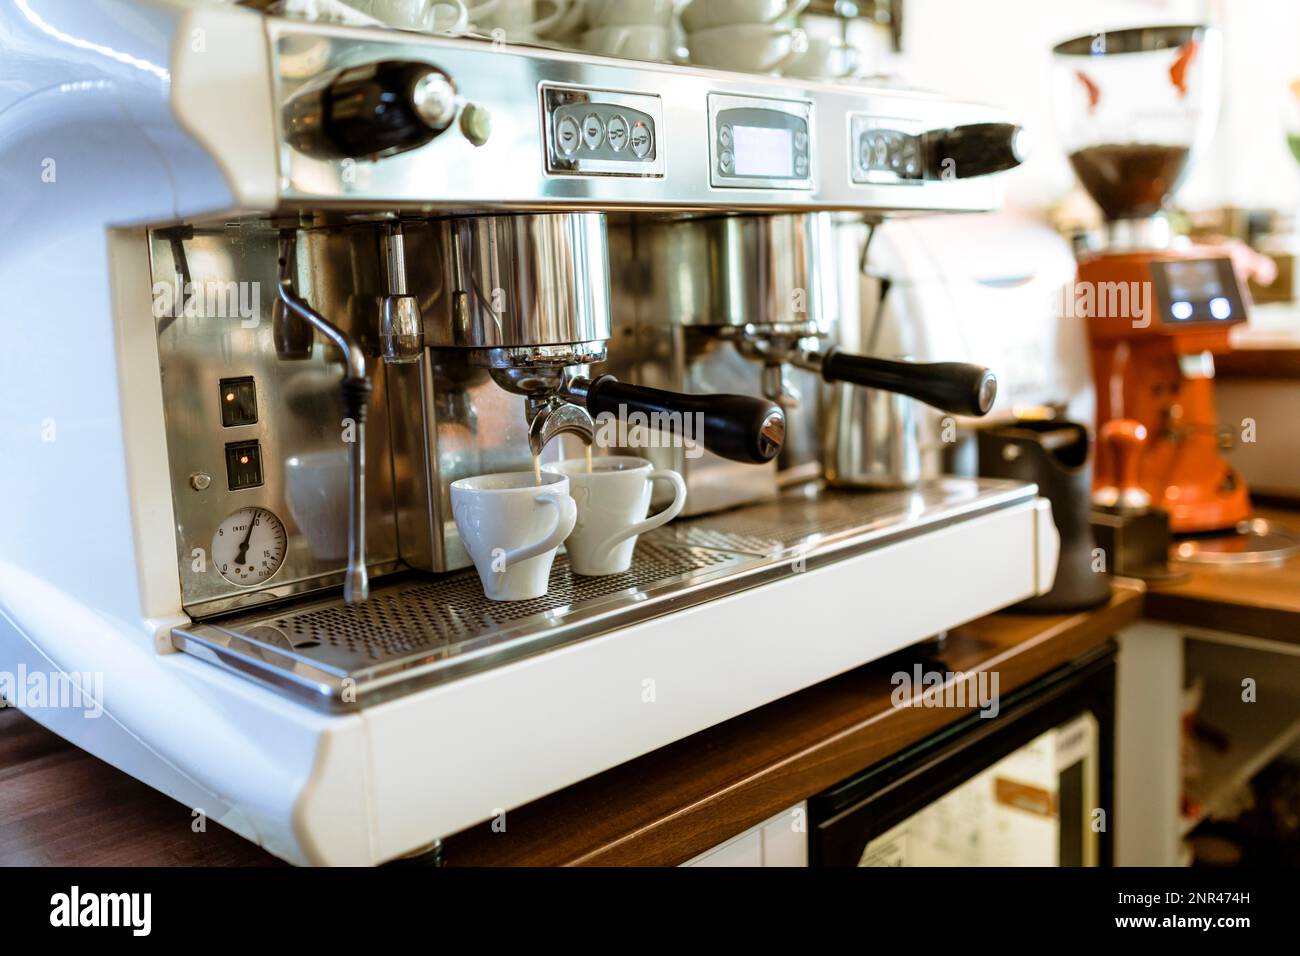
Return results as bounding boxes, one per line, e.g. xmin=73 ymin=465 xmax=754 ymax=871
xmin=266 ymin=20 xmax=1002 ymax=213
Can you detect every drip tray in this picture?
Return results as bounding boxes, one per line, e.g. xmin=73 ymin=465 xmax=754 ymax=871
xmin=172 ymin=479 xmax=1034 ymax=711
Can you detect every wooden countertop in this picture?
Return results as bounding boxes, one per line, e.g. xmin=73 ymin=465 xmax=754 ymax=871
xmin=0 ymin=584 xmax=1143 ymax=867
xmin=0 ymin=705 xmax=281 ymax=866
xmin=1217 ymin=347 xmax=1300 ymax=380
xmin=1141 ymin=507 xmax=1300 ymax=646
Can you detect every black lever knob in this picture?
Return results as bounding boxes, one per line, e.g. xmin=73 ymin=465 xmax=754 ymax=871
xmin=285 ymin=60 xmax=457 ymax=160
xmin=583 ymin=376 xmax=785 ymax=465
xmin=821 ymin=351 xmax=998 ymax=417
xmin=924 ymin=122 xmax=1029 ymax=180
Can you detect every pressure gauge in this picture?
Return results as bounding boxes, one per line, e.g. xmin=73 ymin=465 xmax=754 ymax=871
xmin=212 ymin=507 xmax=287 ymax=587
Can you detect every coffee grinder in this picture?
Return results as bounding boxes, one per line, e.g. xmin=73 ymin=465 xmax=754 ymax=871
xmin=1053 ymin=25 xmax=1253 ymax=536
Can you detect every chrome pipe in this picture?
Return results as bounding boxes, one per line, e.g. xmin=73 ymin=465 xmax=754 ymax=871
xmin=277 ymin=233 xmax=370 ymax=604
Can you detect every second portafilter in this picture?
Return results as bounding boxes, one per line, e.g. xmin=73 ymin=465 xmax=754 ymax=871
xmin=646 ymin=213 xmax=998 ymax=419
xmin=421 ymin=212 xmax=786 ymax=464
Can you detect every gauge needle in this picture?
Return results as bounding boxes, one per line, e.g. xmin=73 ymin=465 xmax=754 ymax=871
xmin=235 ymin=516 xmax=256 ymax=565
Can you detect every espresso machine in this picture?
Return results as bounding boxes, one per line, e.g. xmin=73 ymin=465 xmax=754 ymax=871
xmin=1052 ymin=25 xmax=1253 ymax=534
xmin=0 ymin=0 xmax=1060 ymax=864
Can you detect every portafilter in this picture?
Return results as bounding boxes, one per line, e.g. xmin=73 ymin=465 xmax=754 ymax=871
xmin=417 ymin=212 xmax=785 ymax=464
xmin=645 ymin=213 xmax=998 ymax=419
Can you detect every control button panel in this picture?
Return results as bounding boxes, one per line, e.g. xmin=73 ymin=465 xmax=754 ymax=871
xmin=708 ymin=94 xmax=813 ymax=190
xmin=219 ymin=377 xmax=258 ymax=427
xmin=850 ymin=114 xmax=925 ymax=185
xmin=225 ymin=440 xmax=264 ymax=491
xmin=542 ymin=85 xmax=664 ymax=177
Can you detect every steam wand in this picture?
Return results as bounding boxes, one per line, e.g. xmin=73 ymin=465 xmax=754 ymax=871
xmin=276 ymin=232 xmax=372 ymax=604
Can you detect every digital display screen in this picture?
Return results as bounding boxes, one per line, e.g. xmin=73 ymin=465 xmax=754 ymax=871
xmin=1157 ymin=259 xmax=1237 ymax=323
xmin=1165 ymin=260 xmax=1225 ymax=302
xmin=732 ymin=125 xmax=794 ymax=177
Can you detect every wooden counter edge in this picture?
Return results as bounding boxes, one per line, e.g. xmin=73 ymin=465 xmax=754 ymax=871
xmin=1138 ymin=506 xmax=1300 ymax=645
xmin=1217 ymin=348 xmax=1300 ymax=381
xmin=443 ymin=583 xmax=1145 ymax=867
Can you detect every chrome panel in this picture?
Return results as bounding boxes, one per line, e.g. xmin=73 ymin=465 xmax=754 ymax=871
xmin=266 ymin=21 xmax=1001 ymax=213
xmin=635 ymin=213 xmax=838 ymax=330
xmin=152 ymin=222 xmax=401 ymax=617
xmin=408 ymin=213 xmax=612 ymax=349
xmin=172 ymin=479 xmax=1037 ymax=710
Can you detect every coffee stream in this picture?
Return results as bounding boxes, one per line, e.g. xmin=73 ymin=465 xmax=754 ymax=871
xmin=532 ymin=443 xmax=594 ymax=485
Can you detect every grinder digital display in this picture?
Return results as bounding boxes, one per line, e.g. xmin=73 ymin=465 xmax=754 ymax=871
xmin=1150 ymin=257 xmax=1244 ymax=325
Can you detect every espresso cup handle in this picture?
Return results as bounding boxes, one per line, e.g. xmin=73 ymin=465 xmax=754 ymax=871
xmin=597 ymin=469 xmax=688 ymax=554
xmin=775 ymin=28 xmax=810 ymax=73
xmin=428 ymin=0 xmax=469 ymax=33
xmin=844 ymin=45 xmax=860 ymax=77
xmin=607 ymin=26 xmax=631 ymax=56
xmin=530 ymin=0 xmax=568 ymax=36
xmin=498 ymin=491 xmax=577 ymax=575
xmin=466 ymin=0 xmax=500 ymax=30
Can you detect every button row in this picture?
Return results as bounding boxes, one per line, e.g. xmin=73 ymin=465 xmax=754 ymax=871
xmin=860 ymin=131 xmax=922 ymax=178
xmin=556 ymin=112 xmax=653 ymax=159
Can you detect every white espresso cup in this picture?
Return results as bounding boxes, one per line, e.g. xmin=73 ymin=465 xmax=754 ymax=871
xmin=688 ymin=22 xmax=804 ymax=72
xmin=285 ymin=450 xmax=350 ymax=561
xmin=451 ymin=471 xmax=577 ymax=601
xmin=681 ymin=0 xmax=809 ymax=33
xmin=345 ymin=0 xmax=469 ymax=31
xmin=474 ymin=0 xmax=569 ymax=39
xmin=547 ymin=456 xmax=687 ymax=577
xmin=586 ymin=0 xmax=673 ymax=27
xmin=581 ymin=24 xmax=674 ymax=61
xmin=782 ymin=34 xmax=859 ymax=78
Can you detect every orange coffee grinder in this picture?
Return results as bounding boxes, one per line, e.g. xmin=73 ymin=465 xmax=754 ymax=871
xmin=1053 ymin=25 xmax=1251 ymax=534
xmin=1083 ymin=251 xmax=1249 ymax=531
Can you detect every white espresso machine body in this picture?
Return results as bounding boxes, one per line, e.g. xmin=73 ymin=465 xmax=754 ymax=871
xmin=0 ymin=0 xmax=1060 ymax=864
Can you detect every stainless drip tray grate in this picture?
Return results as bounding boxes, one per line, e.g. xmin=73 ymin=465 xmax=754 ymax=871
xmin=172 ymin=479 xmax=1035 ymax=710
xmin=654 ymin=488 xmax=956 ymax=556
xmin=260 ymin=539 xmax=732 ymax=662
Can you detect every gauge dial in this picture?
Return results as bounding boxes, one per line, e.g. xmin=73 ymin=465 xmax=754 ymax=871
xmin=212 ymin=507 xmax=287 ymax=587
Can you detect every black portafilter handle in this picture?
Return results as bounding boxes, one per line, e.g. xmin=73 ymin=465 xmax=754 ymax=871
xmin=581 ymin=375 xmax=785 ymax=465
xmin=820 ymin=350 xmax=998 ymax=417
xmin=924 ymin=122 xmax=1029 ymax=179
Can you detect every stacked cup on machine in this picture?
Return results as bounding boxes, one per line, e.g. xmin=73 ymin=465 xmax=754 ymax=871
xmin=467 ymin=0 xmax=582 ymax=43
xmin=683 ymin=0 xmax=809 ymax=73
xmin=580 ymin=0 xmax=678 ymax=62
